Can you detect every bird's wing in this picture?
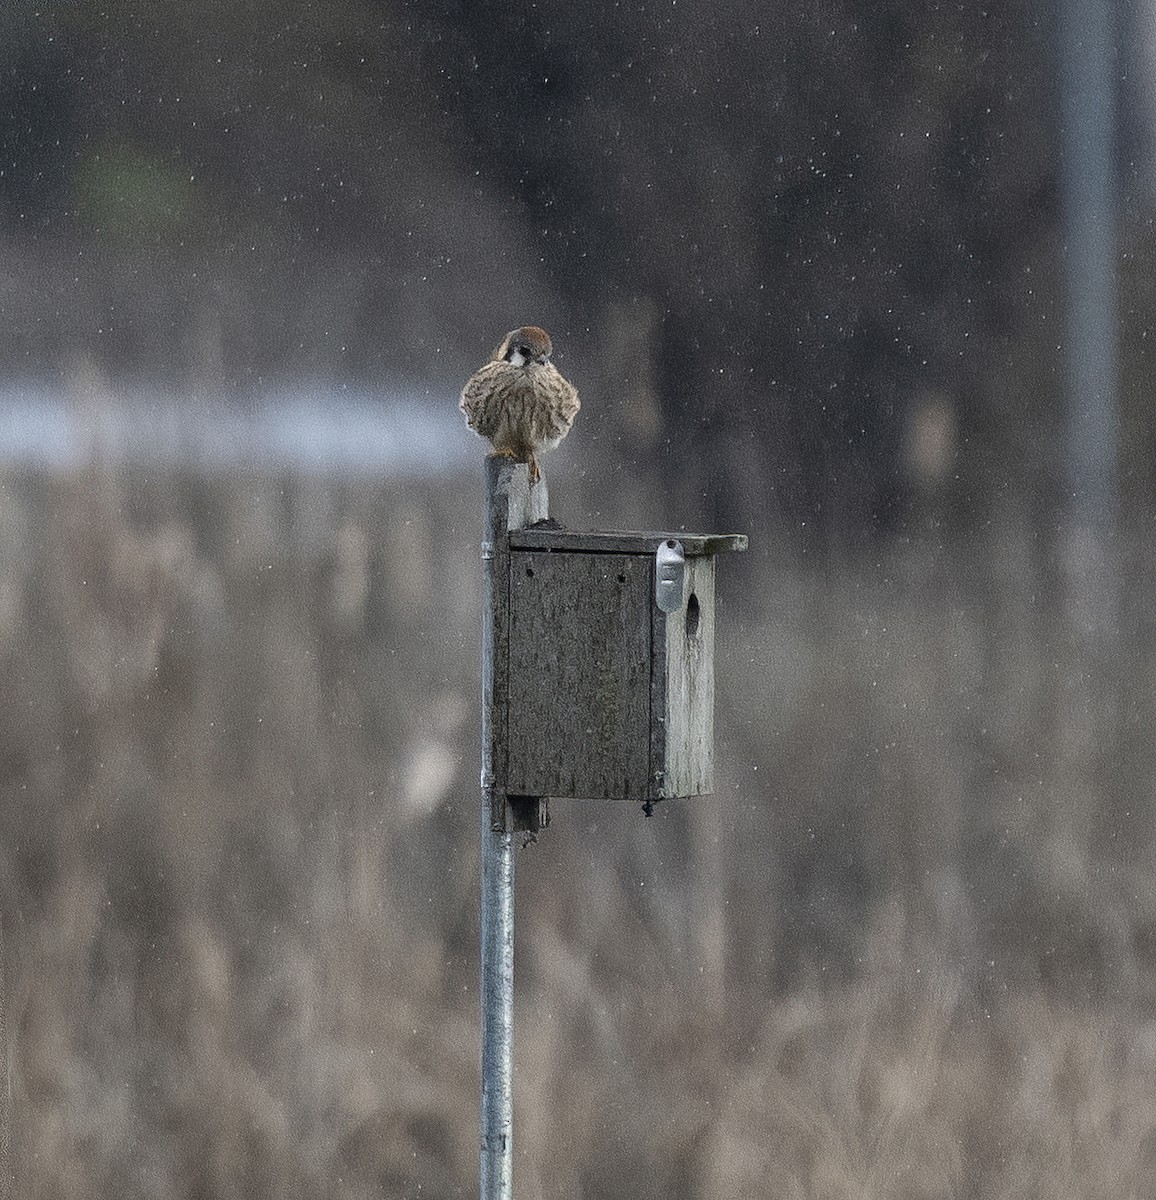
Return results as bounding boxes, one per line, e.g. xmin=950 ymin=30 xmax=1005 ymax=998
xmin=460 ymin=361 xmax=507 ymax=435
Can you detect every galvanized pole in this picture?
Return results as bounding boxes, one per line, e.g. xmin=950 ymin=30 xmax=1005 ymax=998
xmin=479 ymin=814 xmax=514 ymax=1200
xmin=479 ymin=457 xmax=547 ymax=1200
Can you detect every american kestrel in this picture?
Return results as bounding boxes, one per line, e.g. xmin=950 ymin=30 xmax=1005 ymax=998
xmin=460 ymin=326 xmax=580 ymax=483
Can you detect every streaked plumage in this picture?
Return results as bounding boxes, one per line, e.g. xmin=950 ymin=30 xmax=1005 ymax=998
xmin=460 ymin=326 xmax=580 ymax=483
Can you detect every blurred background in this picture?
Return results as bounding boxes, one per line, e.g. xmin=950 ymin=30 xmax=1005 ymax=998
xmin=2 ymin=0 xmax=1156 ymax=1196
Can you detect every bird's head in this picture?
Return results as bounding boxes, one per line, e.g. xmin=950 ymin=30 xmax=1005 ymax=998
xmin=496 ymin=326 xmax=553 ymax=367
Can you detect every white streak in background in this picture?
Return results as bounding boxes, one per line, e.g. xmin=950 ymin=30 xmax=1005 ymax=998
xmin=0 ymin=383 xmax=473 ymax=477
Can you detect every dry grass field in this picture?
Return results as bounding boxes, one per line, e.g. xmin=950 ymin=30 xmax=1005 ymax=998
xmin=1 ymin=457 xmax=1154 ymax=1199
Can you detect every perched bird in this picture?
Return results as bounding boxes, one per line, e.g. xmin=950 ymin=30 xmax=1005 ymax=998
xmin=460 ymin=326 xmax=580 ymax=483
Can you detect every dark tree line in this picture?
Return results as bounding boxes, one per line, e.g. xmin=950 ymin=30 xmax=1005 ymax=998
xmin=0 ymin=0 xmax=1082 ymax=542
xmin=406 ymin=0 xmax=1059 ymax=535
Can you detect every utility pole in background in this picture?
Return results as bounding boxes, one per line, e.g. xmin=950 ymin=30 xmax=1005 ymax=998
xmin=1056 ymin=0 xmax=1121 ymax=853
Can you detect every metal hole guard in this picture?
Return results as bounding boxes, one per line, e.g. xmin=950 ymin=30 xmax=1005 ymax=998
xmin=477 ymin=456 xmax=746 ymax=1200
xmin=655 ymin=538 xmax=686 ymax=613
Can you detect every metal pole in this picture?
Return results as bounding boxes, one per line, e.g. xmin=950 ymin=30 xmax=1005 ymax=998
xmin=479 ymin=813 xmax=514 ymax=1200
xmin=478 ymin=457 xmax=549 ymax=1199
xmin=1057 ymin=0 xmax=1120 ymax=635
xmin=1051 ymin=0 xmax=1124 ymax=892
xmin=480 ymin=456 xmax=515 ymax=1200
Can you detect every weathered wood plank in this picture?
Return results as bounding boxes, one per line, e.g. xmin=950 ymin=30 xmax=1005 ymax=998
xmin=648 ymin=553 xmax=668 ymax=800
xmin=481 ymin=457 xmax=511 ymax=815
xmin=509 ymin=529 xmax=748 ymax=556
xmin=506 ymin=551 xmax=652 ymax=799
xmin=657 ymin=556 xmax=715 ymax=798
xmin=483 ymin=456 xmax=547 ymax=825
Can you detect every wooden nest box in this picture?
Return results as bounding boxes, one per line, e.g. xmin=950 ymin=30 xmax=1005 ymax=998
xmin=484 ymin=458 xmax=747 ymax=807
